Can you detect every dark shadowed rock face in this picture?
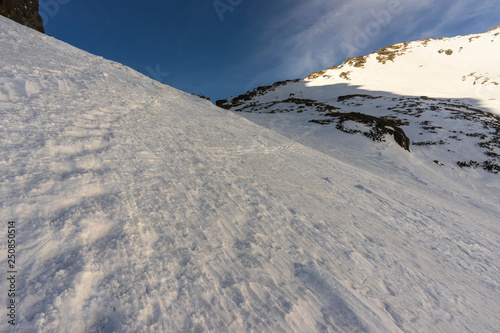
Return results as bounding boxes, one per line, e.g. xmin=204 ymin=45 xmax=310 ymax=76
xmin=0 ymin=0 xmax=44 ymax=33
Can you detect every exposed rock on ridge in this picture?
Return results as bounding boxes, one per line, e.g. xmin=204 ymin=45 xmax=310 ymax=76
xmin=0 ymin=0 xmax=44 ymax=33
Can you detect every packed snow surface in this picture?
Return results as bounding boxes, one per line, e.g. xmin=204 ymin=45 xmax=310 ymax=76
xmin=1 ymin=17 xmax=499 ymax=332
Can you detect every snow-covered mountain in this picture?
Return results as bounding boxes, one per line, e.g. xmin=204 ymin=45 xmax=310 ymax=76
xmin=217 ymin=25 xmax=500 ymax=176
xmin=1 ymin=15 xmax=499 ymax=333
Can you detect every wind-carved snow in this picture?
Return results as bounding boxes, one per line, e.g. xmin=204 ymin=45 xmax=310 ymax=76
xmin=0 ymin=16 xmax=499 ymax=333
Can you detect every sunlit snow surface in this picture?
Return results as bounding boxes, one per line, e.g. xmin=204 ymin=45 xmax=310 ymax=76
xmin=306 ymin=26 xmax=500 ymax=114
xmin=1 ymin=17 xmax=499 ymax=332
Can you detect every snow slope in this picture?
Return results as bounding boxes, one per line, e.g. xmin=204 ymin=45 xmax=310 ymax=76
xmin=306 ymin=25 xmax=500 ymax=114
xmin=218 ymin=25 xmax=500 ymax=183
xmin=1 ymin=16 xmax=500 ymax=332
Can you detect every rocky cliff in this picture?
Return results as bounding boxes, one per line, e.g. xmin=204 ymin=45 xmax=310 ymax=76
xmin=0 ymin=0 xmax=44 ymax=33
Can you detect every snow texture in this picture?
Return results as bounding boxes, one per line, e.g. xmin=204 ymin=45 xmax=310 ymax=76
xmin=0 ymin=16 xmax=499 ymax=333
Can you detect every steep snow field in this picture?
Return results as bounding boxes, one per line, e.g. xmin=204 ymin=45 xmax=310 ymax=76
xmin=1 ymin=16 xmax=499 ymax=332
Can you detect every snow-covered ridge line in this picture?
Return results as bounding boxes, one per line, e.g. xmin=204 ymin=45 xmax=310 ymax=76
xmin=304 ymin=23 xmax=500 ymax=109
xmin=307 ymin=23 xmax=500 ymax=80
xmin=487 ymin=23 xmax=500 ymax=32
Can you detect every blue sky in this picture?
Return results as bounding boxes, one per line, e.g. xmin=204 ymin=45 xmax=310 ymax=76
xmin=42 ymin=0 xmax=500 ymax=102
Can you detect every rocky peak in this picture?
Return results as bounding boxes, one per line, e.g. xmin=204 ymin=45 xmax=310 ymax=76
xmin=0 ymin=0 xmax=44 ymax=33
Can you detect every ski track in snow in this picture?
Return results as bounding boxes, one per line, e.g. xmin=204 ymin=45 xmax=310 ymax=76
xmin=0 ymin=16 xmax=499 ymax=333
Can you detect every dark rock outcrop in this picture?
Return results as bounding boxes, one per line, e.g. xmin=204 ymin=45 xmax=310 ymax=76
xmin=393 ymin=127 xmax=411 ymax=151
xmin=216 ymin=79 xmax=301 ymax=109
xmin=310 ymin=112 xmax=411 ymax=151
xmin=0 ymin=0 xmax=44 ymax=33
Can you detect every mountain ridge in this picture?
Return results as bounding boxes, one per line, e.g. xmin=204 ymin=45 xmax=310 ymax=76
xmin=306 ymin=23 xmax=500 ymax=80
xmin=217 ymin=24 xmax=500 ymax=175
